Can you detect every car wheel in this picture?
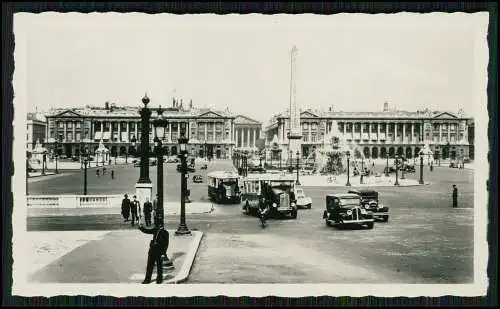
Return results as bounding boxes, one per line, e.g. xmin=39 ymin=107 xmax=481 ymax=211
xmin=291 ymin=210 xmax=297 ymax=219
xmin=243 ymin=202 xmax=250 ymax=215
xmin=325 ymin=219 xmax=331 ymax=227
xmin=366 ymin=222 xmax=374 ymax=229
xmin=382 ymin=215 xmax=389 ymax=222
xmin=307 ymin=203 xmax=312 ymax=209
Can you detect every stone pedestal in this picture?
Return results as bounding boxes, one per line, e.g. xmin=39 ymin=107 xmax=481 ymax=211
xmin=135 ymin=182 xmax=153 ymax=205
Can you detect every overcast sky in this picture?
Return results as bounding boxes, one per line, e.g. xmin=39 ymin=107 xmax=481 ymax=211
xmin=14 ymin=13 xmax=488 ymax=123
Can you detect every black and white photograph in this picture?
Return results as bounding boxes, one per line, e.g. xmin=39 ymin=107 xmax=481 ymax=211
xmin=11 ymin=12 xmax=490 ymax=297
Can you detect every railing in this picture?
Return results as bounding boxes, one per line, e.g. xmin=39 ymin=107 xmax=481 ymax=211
xmin=27 ymin=194 xmax=122 ymax=208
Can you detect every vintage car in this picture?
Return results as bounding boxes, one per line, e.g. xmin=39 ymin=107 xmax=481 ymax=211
xmin=192 ymin=174 xmax=203 ymax=183
xmin=323 ymin=193 xmax=374 ymax=229
xmin=348 ymin=189 xmax=389 ymax=222
xmin=177 ymin=164 xmax=195 ymax=173
xmin=241 ymin=174 xmax=298 ymax=219
xmin=294 ymin=187 xmax=312 ymax=209
xmin=207 ymin=171 xmax=241 ymax=203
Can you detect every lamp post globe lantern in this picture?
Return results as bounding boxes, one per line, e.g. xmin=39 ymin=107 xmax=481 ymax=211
xmin=175 ymin=122 xmax=192 ymax=236
xmin=345 ymin=151 xmax=351 ymax=187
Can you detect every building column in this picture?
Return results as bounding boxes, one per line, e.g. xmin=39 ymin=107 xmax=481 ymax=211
xmin=63 ymin=121 xmax=67 ymax=142
xmin=377 ymin=122 xmax=381 ymax=142
xmin=386 ymin=122 xmax=389 ymax=142
xmin=253 ymin=128 xmax=257 ymax=148
xmin=72 ymin=121 xmax=76 ymax=142
xmin=134 ymin=121 xmax=138 ymax=140
xmin=411 ymin=123 xmax=414 ymax=144
xmin=368 ymin=122 xmax=372 ymax=142
xmin=439 ymin=123 xmax=442 ymax=143
xmin=448 ymin=122 xmax=451 ymax=143
xmin=118 ymin=121 xmax=121 ymax=142
xmin=402 ymin=122 xmax=406 ymax=144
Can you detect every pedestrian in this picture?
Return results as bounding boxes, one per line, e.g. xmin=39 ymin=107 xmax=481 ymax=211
xmin=153 ymin=194 xmax=160 ymax=224
xmin=452 ymin=185 xmax=458 ymax=208
xmin=121 ymin=194 xmax=131 ymax=222
xmin=143 ymin=197 xmax=153 ymax=227
xmin=103 ymin=167 xmax=106 ymax=175
xmin=111 ymin=169 xmax=115 ymax=179
xmin=430 ymin=162 xmax=434 ymax=172
xmin=96 ymin=169 xmax=100 ymax=177
xmin=138 ymin=219 xmax=170 ymax=284
xmin=131 ymin=195 xmax=140 ymax=226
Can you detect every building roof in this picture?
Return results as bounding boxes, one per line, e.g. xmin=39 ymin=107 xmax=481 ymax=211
xmin=45 ymin=104 xmax=236 ymax=119
xmin=27 ymin=112 xmax=47 ymax=123
xmin=234 ymin=115 xmax=262 ymax=125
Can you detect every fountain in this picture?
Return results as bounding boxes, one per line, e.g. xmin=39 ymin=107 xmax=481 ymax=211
xmin=297 ymin=121 xmax=428 ymax=187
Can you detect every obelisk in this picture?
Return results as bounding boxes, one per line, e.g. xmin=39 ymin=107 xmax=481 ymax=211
xmin=287 ymin=45 xmax=302 ymax=156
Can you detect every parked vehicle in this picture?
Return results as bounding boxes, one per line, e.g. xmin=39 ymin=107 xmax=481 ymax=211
xmin=241 ymin=174 xmax=297 ymax=219
xmin=323 ymin=193 xmax=374 ymax=229
xmin=193 ymin=174 xmax=203 ymax=183
xmin=348 ymin=189 xmax=389 ymax=222
xmin=294 ymin=187 xmax=312 ymax=209
xmin=207 ymin=171 xmax=241 ymax=203
xmin=177 ymin=164 xmax=195 ymax=173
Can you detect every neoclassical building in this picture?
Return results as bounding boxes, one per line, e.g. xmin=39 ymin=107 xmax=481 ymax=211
xmin=265 ymin=102 xmax=473 ymax=161
xmin=44 ymin=99 xmax=238 ymax=159
xmin=233 ymin=115 xmax=262 ymax=150
xmin=27 ymin=112 xmax=47 ymax=150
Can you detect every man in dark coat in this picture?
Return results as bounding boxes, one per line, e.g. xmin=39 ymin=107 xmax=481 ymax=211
xmin=143 ymin=197 xmax=153 ymax=227
xmin=452 ymin=185 xmax=458 ymax=208
xmin=138 ymin=219 xmax=170 ymax=284
xmin=131 ymin=195 xmax=140 ymax=226
xmin=121 ymin=194 xmax=131 ymax=222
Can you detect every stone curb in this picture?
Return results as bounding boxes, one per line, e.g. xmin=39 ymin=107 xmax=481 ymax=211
xmin=165 ymin=231 xmax=203 ymax=284
xmin=301 ymin=181 xmax=431 ymax=188
xmin=28 ymin=172 xmax=56 ymax=178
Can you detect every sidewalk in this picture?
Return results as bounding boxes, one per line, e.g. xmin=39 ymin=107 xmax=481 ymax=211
xmin=28 ymin=229 xmax=203 ymax=284
xmin=27 ymin=202 xmax=215 ymax=217
xmin=28 ymin=172 xmax=56 ymax=178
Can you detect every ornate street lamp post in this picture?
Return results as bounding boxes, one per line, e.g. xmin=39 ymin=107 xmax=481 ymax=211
xmin=394 ymin=156 xmax=400 ymax=186
xmin=360 ymin=157 xmax=364 ymax=184
xmin=345 ymin=151 xmax=351 ymax=187
xmin=419 ymin=151 xmax=425 ymax=185
xmin=135 ymin=94 xmax=153 ymax=204
xmin=401 ymin=156 xmax=406 ymax=180
xmin=153 ymin=106 xmax=168 ymax=227
xmin=41 ymin=151 xmax=47 ymax=176
xmin=385 ymin=152 xmax=389 ymax=177
xmin=175 ymin=122 xmax=192 ymax=236
xmin=279 ymin=151 xmax=282 ymax=170
xmin=54 ymin=139 xmax=59 ymax=174
xmin=83 ymin=145 xmax=90 ymax=195
xmin=295 ymin=150 xmax=301 ymax=185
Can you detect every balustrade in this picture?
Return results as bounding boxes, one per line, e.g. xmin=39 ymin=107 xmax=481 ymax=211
xmin=27 ymin=195 xmax=122 ymax=208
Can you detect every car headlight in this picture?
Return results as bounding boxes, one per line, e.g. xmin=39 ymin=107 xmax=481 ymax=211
xmin=272 ymin=203 xmax=277 ymax=208
xmin=291 ymin=202 xmax=296 ymax=207
xmin=364 ymin=204 xmax=370 ymax=209
xmin=361 ymin=209 xmax=367 ymax=215
xmin=346 ymin=210 xmax=352 ymax=216
xmin=378 ymin=203 xmax=384 ymax=209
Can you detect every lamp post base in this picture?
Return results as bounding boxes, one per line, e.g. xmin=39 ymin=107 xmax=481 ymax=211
xmin=175 ymin=225 xmax=192 ymax=236
xmin=135 ymin=182 xmax=153 ymax=205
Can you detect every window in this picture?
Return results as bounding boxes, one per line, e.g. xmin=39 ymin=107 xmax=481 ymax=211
xmin=311 ymin=123 xmax=317 ymax=130
xmin=76 ymin=133 xmax=81 ymax=140
xmin=76 ymin=122 xmax=81 ymax=129
xmin=67 ymin=132 xmax=73 ymax=141
xmin=129 ymin=122 xmax=135 ymax=131
xmin=67 ymin=122 xmax=73 ymax=129
xmin=58 ymin=122 xmax=64 ymax=129
xmin=303 ymin=123 xmax=308 ymax=130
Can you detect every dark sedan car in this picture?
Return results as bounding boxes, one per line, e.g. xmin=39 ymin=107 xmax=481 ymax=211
xmin=192 ymin=175 xmax=203 ymax=183
xmin=348 ymin=189 xmax=389 ymax=222
xmin=177 ymin=164 xmax=195 ymax=173
xmin=323 ymin=193 xmax=374 ymax=229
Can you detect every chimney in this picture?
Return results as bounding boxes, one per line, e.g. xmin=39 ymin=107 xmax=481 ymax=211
xmin=383 ymin=101 xmax=389 ymax=112
xmin=105 ymin=101 xmax=110 ymax=110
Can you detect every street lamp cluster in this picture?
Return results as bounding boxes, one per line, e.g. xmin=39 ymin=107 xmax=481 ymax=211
xmin=135 ymin=94 xmax=191 ymax=236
